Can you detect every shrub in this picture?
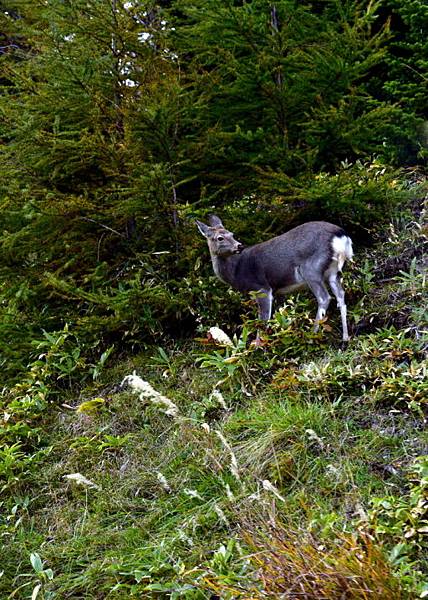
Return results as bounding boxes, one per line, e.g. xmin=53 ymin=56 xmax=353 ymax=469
xmin=363 ymin=456 xmax=428 ymax=596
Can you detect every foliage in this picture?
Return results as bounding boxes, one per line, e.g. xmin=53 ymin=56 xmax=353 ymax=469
xmin=172 ymin=0 xmax=407 ymax=188
xmin=0 ymin=2 xmax=427 ymax=598
xmin=363 ymin=456 xmax=428 ymax=596
xmin=381 ymin=0 xmax=428 ymax=163
xmin=206 ymin=524 xmax=404 ymax=599
xmin=257 ymin=160 xmax=410 ymax=235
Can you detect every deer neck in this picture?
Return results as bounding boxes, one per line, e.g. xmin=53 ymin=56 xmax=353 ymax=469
xmin=211 ymin=254 xmax=239 ymax=286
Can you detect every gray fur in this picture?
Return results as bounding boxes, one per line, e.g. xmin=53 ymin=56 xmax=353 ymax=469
xmin=196 ymin=215 xmax=353 ymax=341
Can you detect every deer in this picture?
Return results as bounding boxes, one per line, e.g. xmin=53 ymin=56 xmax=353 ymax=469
xmin=195 ymin=215 xmax=353 ymax=342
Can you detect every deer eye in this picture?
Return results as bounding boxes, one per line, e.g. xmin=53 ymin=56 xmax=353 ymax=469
xmin=217 ymin=236 xmax=224 ymax=242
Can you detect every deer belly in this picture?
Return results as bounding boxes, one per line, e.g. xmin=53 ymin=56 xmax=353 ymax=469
xmin=273 ymin=266 xmax=306 ymax=295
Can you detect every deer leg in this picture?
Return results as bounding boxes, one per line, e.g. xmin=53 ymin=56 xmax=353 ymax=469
xmin=256 ymin=288 xmax=273 ymax=321
xmin=304 ymin=279 xmax=331 ymax=333
xmin=328 ymin=273 xmax=349 ymax=342
xmin=252 ymin=289 xmax=272 ymax=346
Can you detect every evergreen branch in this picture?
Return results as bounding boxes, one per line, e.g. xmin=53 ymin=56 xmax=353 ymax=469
xmin=403 ymin=63 xmax=428 ymax=82
xmin=79 ymin=217 xmax=125 ymax=238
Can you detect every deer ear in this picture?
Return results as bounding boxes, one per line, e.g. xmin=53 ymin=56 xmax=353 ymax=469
xmin=208 ymin=214 xmax=223 ymax=228
xmin=195 ymin=219 xmax=210 ymax=237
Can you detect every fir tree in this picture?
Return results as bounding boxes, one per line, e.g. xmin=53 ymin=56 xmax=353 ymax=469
xmin=169 ymin=0 xmax=413 ymax=198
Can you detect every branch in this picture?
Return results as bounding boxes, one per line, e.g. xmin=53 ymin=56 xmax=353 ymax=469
xmin=79 ymin=217 xmax=126 ymax=238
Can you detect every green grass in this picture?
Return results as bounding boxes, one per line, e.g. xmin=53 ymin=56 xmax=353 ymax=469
xmin=1 ymin=202 xmax=427 ymax=599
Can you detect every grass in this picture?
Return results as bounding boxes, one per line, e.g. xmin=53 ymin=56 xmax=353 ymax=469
xmin=1 ymin=198 xmax=427 ymax=599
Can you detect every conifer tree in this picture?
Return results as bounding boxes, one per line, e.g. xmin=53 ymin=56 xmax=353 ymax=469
xmin=170 ymin=0 xmax=414 ymax=196
xmin=0 ymin=0 xmax=186 ymax=374
xmin=381 ymin=0 xmax=428 ymax=162
xmin=0 ymin=0 xmax=184 ymax=251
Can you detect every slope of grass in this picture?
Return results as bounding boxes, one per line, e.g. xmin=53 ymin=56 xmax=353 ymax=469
xmin=1 ymin=195 xmax=427 ymax=599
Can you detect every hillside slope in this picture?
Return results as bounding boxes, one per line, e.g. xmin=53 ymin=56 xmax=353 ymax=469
xmin=1 ymin=192 xmax=427 ymax=599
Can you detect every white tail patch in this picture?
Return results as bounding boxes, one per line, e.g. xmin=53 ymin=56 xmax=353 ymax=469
xmin=331 ymin=235 xmax=353 ymax=271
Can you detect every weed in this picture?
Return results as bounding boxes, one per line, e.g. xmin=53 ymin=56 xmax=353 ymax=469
xmin=0 ymin=194 xmax=426 ymax=598
xmin=204 ymin=513 xmax=404 ymax=599
xmin=362 ymin=456 xmax=428 ymax=596
xmin=11 ymin=552 xmax=55 ymax=600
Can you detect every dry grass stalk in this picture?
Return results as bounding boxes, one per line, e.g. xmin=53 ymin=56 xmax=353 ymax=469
xmin=205 ymin=520 xmax=403 ymax=599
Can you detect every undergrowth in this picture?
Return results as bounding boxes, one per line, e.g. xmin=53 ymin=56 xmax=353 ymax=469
xmin=0 ymin=194 xmax=427 ymax=599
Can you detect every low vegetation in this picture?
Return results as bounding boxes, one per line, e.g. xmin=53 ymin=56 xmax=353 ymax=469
xmin=1 ymin=188 xmax=426 ymax=599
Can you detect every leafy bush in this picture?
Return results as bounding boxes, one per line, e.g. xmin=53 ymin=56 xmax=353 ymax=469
xmin=363 ymin=456 xmax=428 ymax=597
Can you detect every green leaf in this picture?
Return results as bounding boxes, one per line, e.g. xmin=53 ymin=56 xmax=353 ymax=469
xmin=30 ymin=553 xmax=43 ymax=574
xmin=389 ymin=543 xmax=408 ymax=563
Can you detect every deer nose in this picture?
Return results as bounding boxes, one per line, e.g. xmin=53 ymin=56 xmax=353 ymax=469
xmin=236 ymin=243 xmax=244 ymax=253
